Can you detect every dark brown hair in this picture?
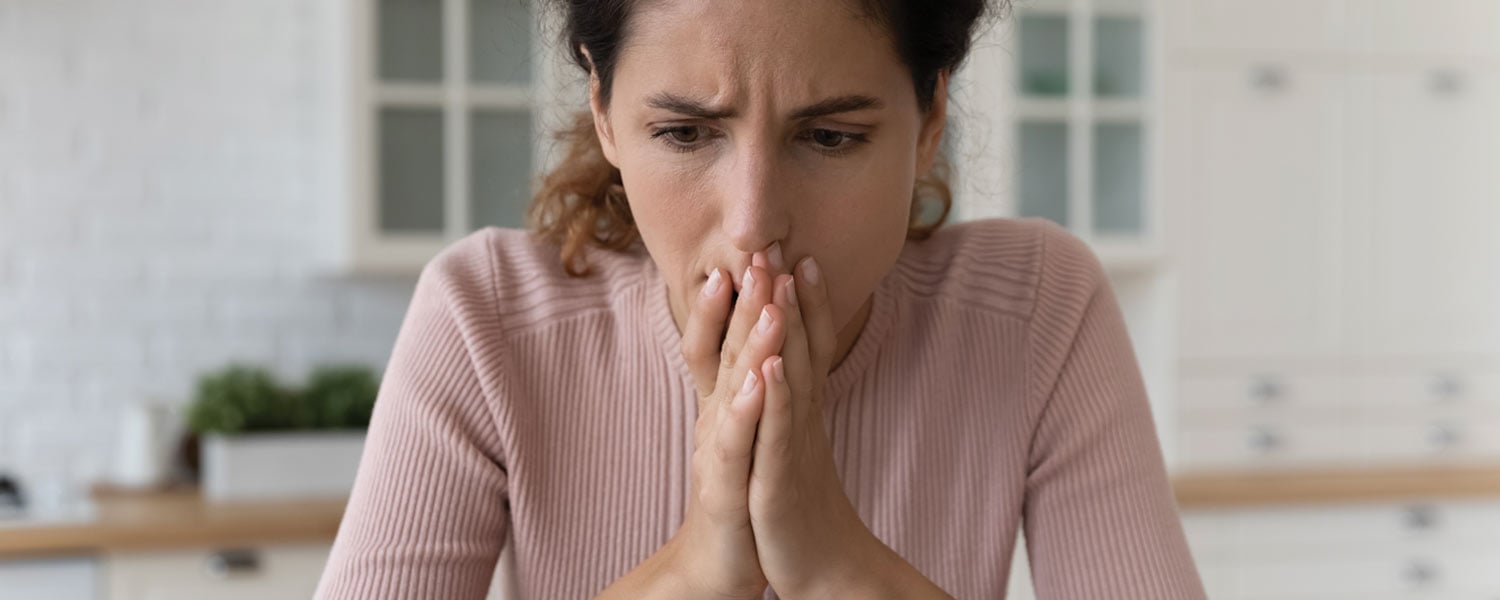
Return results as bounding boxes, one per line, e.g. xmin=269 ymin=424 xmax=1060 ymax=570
xmin=529 ymin=0 xmax=999 ymax=276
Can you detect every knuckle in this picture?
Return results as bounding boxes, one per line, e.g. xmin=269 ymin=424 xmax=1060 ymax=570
xmin=681 ymin=343 xmax=707 ymax=365
xmin=714 ymin=437 xmax=746 ymax=463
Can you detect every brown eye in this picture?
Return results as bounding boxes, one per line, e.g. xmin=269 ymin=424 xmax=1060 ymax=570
xmin=810 ymin=129 xmax=846 ymax=148
xmin=666 ymin=126 xmax=701 ymax=144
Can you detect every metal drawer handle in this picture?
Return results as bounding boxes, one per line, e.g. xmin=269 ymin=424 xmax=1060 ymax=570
xmin=1403 ymin=559 xmax=1439 ymax=586
xmin=1429 ymin=69 xmax=1465 ymax=96
xmin=1428 ymin=423 xmax=1461 ymax=450
xmin=1248 ymin=426 xmax=1282 ymax=453
xmin=1429 ymin=374 xmax=1464 ymax=401
xmin=1249 ymin=375 xmax=1284 ymax=404
xmin=1251 ymin=65 xmax=1288 ymax=92
xmin=1402 ymin=504 xmax=1440 ymax=531
xmin=204 ymin=548 xmax=262 ymax=578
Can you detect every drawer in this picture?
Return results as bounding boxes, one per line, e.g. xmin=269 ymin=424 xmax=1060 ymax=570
xmin=0 ymin=557 xmax=98 ymax=600
xmin=1352 ymin=370 xmax=1500 ymax=411
xmin=1360 ymin=420 xmax=1500 ymax=464
xmin=1179 ymin=421 xmax=1362 ymax=471
xmin=1234 ymin=552 xmax=1500 ymax=599
xmin=104 ymin=542 xmax=331 ymax=600
xmin=1179 ymin=371 xmax=1349 ymax=417
xmin=1183 ymin=501 xmax=1500 ymax=558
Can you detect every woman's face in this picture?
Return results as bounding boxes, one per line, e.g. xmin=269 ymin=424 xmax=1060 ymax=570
xmin=589 ymin=0 xmax=947 ymax=344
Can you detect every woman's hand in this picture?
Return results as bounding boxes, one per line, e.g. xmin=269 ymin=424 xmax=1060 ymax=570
xmin=660 ymin=254 xmax=803 ymax=599
xmin=729 ymin=252 xmax=897 ymax=597
xmin=600 ymin=257 xmax=783 ymax=599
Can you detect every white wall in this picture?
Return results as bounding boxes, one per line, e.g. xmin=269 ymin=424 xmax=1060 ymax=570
xmin=0 ymin=0 xmax=417 ymax=498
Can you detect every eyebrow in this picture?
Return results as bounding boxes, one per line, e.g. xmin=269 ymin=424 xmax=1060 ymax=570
xmin=644 ymin=92 xmax=885 ymax=120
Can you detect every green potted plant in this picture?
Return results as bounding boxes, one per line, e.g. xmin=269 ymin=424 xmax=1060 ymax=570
xmin=187 ymin=364 xmax=380 ymax=502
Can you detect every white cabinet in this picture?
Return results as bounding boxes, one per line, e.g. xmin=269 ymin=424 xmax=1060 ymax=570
xmin=1183 ymin=499 xmax=1500 ymax=599
xmin=105 ymin=543 xmax=331 ymax=600
xmin=0 ymin=557 xmax=98 ymax=600
xmin=1169 ymin=61 xmax=1348 ymax=361
xmin=1165 ymin=0 xmax=1500 ymax=474
xmin=1168 ymin=1 xmax=1500 ymax=365
xmin=1345 ymin=66 xmax=1500 ymax=359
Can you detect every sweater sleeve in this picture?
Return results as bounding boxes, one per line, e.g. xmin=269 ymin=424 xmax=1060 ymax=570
xmin=316 ymin=233 xmax=511 ymax=599
xmin=1020 ymin=221 xmax=1207 ymax=599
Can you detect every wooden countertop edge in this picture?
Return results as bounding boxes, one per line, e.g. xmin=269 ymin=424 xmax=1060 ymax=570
xmin=4 ymin=466 xmax=1500 ymax=558
xmin=0 ymin=490 xmax=347 ymax=560
xmin=1171 ymin=463 xmax=1500 ymax=509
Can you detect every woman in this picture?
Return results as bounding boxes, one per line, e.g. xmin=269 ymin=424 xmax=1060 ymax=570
xmin=317 ymin=0 xmax=1206 ymax=598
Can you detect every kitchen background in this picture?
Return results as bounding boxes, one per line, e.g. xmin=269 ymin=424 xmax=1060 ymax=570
xmin=1 ymin=0 xmax=1498 ymax=598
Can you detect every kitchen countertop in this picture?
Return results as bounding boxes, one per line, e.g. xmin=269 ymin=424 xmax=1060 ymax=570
xmin=3 ymin=464 xmax=1500 ymax=559
xmin=0 ymin=487 xmax=345 ymax=559
xmin=1173 ymin=463 xmax=1500 ymax=509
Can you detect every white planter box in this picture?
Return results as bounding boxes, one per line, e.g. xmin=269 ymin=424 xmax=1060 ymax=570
xmin=200 ymin=431 xmax=366 ymax=502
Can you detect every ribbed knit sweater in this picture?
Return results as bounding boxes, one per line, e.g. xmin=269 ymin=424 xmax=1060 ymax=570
xmin=314 ymin=217 xmax=1206 ymax=599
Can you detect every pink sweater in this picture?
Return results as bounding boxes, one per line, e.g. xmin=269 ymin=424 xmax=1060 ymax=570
xmin=315 ymin=217 xmax=1206 ymax=599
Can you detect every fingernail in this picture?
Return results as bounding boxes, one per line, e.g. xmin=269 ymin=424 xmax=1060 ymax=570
xmin=742 ymin=267 xmax=755 ymax=295
xmin=771 ymin=357 xmax=785 ymax=383
xmin=740 ymin=370 xmax=758 ymax=395
xmin=768 ymin=242 xmax=785 ymax=270
xmin=801 ymin=257 xmax=821 ymax=286
xmin=785 ymin=278 xmax=798 ymax=307
xmin=757 ymin=307 xmax=773 ymax=333
xmin=703 ymin=269 xmax=722 ymax=298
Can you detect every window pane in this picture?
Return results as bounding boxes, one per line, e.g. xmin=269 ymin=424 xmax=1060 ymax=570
xmin=470 ymin=110 xmax=533 ymax=229
xmin=379 ymin=109 xmax=446 ymax=233
xmin=470 ymin=0 xmax=532 ymax=84
xmin=1018 ymin=15 xmax=1069 ymax=96
xmin=1018 ymin=122 xmax=1070 ymax=226
xmin=1093 ymin=123 xmax=1143 ymax=234
xmin=379 ymin=0 xmax=443 ymax=82
xmin=1095 ymin=17 xmax=1144 ymax=98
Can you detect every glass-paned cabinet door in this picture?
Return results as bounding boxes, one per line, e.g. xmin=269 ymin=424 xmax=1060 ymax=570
xmin=1010 ymin=0 xmax=1152 ymax=244
xmin=379 ymin=108 xmax=446 ymax=233
xmin=379 ymin=0 xmax=443 ymax=82
xmin=1018 ymin=122 xmax=1070 ymax=226
xmin=470 ymin=0 xmax=533 ymax=85
xmin=471 ymin=110 xmax=533 ymax=229
xmin=1093 ymin=122 xmax=1142 ymax=234
xmin=366 ymin=0 xmax=538 ymax=245
xmin=1094 ymin=16 xmax=1144 ymax=98
xmin=1018 ymin=14 xmax=1070 ymax=97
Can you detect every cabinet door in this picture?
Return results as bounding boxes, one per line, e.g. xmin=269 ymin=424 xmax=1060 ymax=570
xmin=1345 ymin=66 xmax=1500 ymax=358
xmin=1169 ymin=63 xmax=1348 ymax=360
xmin=1163 ymin=0 xmax=1348 ymax=55
xmin=1355 ymin=0 xmax=1500 ymax=61
xmin=0 ymin=558 xmax=97 ymax=600
xmin=105 ymin=543 xmax=331 ymax=600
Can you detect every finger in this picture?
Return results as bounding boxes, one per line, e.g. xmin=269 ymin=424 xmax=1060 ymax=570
xmin=752 ymin=354 xmax=793 ymax=482
xmin=752 ymin=241 xmax=786 ymax=274
xmin=683 ymin=268 xmax=733 ymax=404
xmin=711 ymin=368 xmax=764 ymax=510
xmin=716 ymin=264 xmax=775 ymax=391
xmin=795 ymin=256 xmax=837 ymax=391
xmin=771 ymin=273 xmax=817 ymax=419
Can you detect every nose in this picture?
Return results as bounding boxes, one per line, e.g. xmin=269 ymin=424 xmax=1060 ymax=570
xmin=722 ymin=139 xmax=791 ymax=257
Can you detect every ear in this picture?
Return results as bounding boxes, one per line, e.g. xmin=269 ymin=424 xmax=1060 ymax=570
xmin=914 ymin=68 xmax=949 ymax=179
xmin=582 ymin=45 xmax=622 ymax=169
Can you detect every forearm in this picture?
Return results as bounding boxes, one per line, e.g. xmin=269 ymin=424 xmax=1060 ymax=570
xmin=595 ymin=550 xmax=693 ymax=599
xmin=801 ymin=538 xmax=953 ymax=600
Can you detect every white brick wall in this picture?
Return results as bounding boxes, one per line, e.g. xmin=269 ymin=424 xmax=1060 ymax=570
xmin=0 ymin=0 xmax=418 ymax=499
